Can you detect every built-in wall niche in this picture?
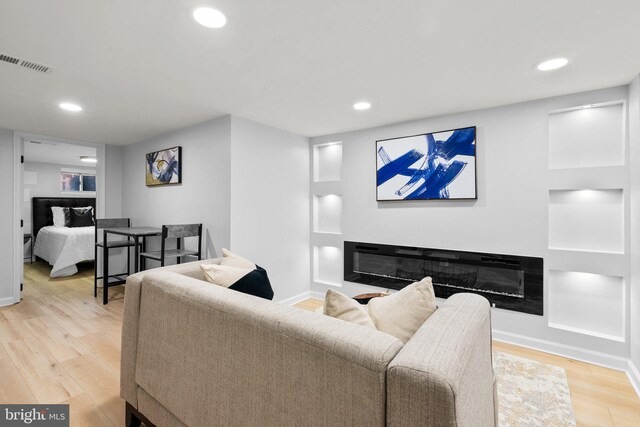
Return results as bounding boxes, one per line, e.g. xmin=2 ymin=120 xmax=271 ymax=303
xmin=313 ymin=194 xmax=342 ymax=233
xmin=548 ymin=101 xmax=625 ymax=169
xmin=313 ymin=142 xmax=342 ymax=182
xmin=548 ymin=270 xmax=624 ymax=341
xmin=548 ymin=189 xmax=624 ymax=253
xmin=313 ymin=245 xmax=343 ymax=286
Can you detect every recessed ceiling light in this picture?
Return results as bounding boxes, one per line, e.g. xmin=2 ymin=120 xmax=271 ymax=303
xmin=536 ymin=57 xmax=569 ymax=72
xmin=353 ymin=101 xmax=371 ymax=111
xmin=582 ymin=104 xmax=593 ymax=109
xmin=80 ymin=156 xmax=97 ymax=163
xmin=59 ymin=102 xmax=83 ymax=112
xmin=192 ymin=7 xmax=227 ymax=28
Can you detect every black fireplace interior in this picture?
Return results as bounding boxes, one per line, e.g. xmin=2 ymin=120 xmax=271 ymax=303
xmin=344 ymin=241 xmax=543 ymax=315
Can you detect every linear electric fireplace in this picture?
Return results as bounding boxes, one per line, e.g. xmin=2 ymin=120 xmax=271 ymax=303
xmin=344 ymin=241 xmax=543 ymax=315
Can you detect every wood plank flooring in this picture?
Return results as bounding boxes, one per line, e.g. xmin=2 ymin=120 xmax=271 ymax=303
xmin=294 ymin=298 xmax=640 ymax=427
xmin=2 ymin=265 xmax=638 ymax=426
xmin=0 ymin=262 xmax=125 ymax=427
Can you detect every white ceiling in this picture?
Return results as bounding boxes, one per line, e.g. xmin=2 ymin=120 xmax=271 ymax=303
xmin=1 ymin=1 xmax=639 ymax=145
xmin=23 ymin=140 xmax=96 ymax=167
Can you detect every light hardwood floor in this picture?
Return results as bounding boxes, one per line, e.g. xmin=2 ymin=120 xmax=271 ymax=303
xmin=2 ymin=264 xmax=639 ymax=426
xmin=0 ymin=262 xmax=125 ymax=427
xmin=294 ymin=298 xmax=640 ymax=427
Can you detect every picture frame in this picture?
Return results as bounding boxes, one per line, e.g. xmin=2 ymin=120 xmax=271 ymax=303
xmin=145 ymin=146 xmax=182 ymax=186
xmin=376 ymin=126 xmax=476 ymax=201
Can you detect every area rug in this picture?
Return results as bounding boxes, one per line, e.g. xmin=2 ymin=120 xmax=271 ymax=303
xmin=494 ymin=351 xmax=576 ymax=427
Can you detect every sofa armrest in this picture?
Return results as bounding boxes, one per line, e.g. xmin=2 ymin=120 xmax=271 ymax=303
xmin=120 ymin=258 xmax=221 ymax=406
xmin=387 ymin=293 xmax=495 ymax=427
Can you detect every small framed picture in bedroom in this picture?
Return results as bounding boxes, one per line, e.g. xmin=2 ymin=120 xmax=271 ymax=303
xmin=146 ymin=146 xmax=182 ymax=186
xmin=376 ymin=126 xmax=476 ymax=201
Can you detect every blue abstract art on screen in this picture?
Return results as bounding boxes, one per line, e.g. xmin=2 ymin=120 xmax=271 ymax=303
xmin=376 ymin=126 xmax=476 ymax=200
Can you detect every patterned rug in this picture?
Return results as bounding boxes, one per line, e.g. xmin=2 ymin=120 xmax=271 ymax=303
xmin=494 ymin=351 xmax=576 ymax=427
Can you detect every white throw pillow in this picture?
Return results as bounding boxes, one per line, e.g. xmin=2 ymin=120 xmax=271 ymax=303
xmin=220 ymin=248 xmax=256 ymax=270
xmin=51 ymin=207 xmax=66 ymax=227
xmin=323 ymin=289 xmax=376 ymax=329
xmin=367 ymin=277 xmax=437 ymax=343
xmin=200 ymin=264 xmax=253 ymax=288
xmin=323 ymin=277 xmax=437 ymax=343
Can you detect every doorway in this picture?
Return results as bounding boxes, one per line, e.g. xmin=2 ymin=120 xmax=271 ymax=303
xmin=13 ymin=132 xmax=106 ymax=303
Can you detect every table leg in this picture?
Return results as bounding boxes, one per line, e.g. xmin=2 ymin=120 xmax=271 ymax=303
xmin=103 ymin=230 xmax=109 ymax=305
xmin=30 ymin=236 xmax=33 ymax=264
xmin=134 ymin=236 xmax=140 ymax=273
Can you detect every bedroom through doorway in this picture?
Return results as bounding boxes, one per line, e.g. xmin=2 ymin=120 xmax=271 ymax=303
xmin=18 ymin=135 xmax=103 ymax=302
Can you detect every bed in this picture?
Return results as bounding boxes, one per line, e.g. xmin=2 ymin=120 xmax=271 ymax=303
xmin=32 ymin=197 xmax=96 ymax=278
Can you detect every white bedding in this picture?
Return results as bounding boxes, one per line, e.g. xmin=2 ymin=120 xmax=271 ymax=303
xmin=34 ymin=226 xmax=95 ymax=278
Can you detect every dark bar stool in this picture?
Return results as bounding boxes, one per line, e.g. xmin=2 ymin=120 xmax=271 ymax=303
xmin=140 ymin=224 xmax=202 ymax=269
xmin=94 ymin=218 xmax=139 ymax=304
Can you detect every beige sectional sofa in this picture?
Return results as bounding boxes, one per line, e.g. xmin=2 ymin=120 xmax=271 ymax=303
xmin=121 ymin=259 xmax=497 ymax=427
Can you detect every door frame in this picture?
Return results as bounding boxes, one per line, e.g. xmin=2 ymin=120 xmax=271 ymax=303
xmin=12 ymin=131 xmax=106 ymax=304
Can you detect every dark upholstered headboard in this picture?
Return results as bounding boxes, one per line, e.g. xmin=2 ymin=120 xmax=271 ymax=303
xmin=32 ymin=197 xmax=96 ymax=241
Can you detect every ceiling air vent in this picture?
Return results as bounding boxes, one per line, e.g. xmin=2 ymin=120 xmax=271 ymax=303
xmin=0 ymin=52 xmax=54 ymax=74
xmin=0 ymin=53 xmax=20 ymax=65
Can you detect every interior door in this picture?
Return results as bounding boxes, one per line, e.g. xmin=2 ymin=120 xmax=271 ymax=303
xmin=18 ymin=141 xmax=24 ymax=300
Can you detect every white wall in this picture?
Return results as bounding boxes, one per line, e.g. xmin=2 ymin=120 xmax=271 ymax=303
xmin=121 ymin=116 xmax=232 ymax=261
xmin=0 ymin=129 xmax=15 ymax=304
xmin=629 ymin=75 xmax=640 ymax=381
xmin=311 ymin=85 xmax=630 ymax=362
xmin=23 ymin=161 xmax=96 ymax=234
xmin=120 ymin=115 xmax=310 ymax=301
xmin=105 ymin=145 xmax=123 ymax=218
xmin=230 ymin=116 xmax=310 ymax=301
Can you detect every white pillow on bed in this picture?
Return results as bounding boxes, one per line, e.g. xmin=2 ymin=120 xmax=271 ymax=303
xmin=51 ymin=207 xmax=66 ymax=227
xmin=51 ymin=206 xmax=94 ymax=227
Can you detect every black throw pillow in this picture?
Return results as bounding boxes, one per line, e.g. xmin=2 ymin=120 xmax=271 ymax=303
xmin=68 ymin=208 xmax=94 ymax=227
xmin=63 ymin=207 xmax=94 ymax=226
xmin=228 ymin=266 xmax=274 ymax=300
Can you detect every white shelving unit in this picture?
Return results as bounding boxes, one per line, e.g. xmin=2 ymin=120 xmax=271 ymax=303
xmin=547 ymin=100 xmax=628 ymax=342
xmin=548 ymin=189 xmax=624 ymax=253
xmin=548 ymin=102 xmax=625 ymax=169
xmin=548 ymin=270 xmax=625 ymax=341
xmin=311 ymin=142 xmax=343 ymax=289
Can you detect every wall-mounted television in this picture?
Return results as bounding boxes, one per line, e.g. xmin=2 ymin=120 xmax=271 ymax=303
xmin=376 ymin=126 xmax=476 ymax=201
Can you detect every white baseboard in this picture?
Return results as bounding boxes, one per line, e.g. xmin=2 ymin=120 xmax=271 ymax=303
xmin=310 ymin=290 xmax=326 ymax=300
xmin=627 ymin=360 xmax=640 ymax=399
xmin=0 ymin=296 xmax=15 ymax=308
xmin=493 ymin=329 xmax=630 ymax=371
xmin=277 ymin=290 xmax=325 ymax=306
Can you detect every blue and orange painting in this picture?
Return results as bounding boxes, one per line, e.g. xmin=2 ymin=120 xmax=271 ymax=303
xmin=146 ymin=146 xmax=182 ymax=186
xmin=376 ymin=127 xmax=476 ymax=201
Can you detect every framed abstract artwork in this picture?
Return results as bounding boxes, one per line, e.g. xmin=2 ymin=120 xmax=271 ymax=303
xmin=146 ymin=146 xmax=182 ymax=186
xmin=376 ymin=126 xmax=476 ymax=201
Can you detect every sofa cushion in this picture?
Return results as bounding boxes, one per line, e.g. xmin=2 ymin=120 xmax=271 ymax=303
xmin=324 ymin=289 xmax=376 ymax=329
xmin=200 ymin=264 xmax=274 ymax=300
xmin=368 ymin=277 xmax=437 ymax=343
xmin=221 ymin=248 xmax=256 ymax=269
xmin=229 ymin=266 xmax=274 ymax=300
xmin=200 ymin=264 xmax=252 ymax=288
xmin=323 ymin=277 xmax=437 ymax=343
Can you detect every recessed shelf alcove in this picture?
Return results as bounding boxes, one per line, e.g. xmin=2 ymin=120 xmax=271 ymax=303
xmin=548 ymin=270 xmax=624 ymax=341
xmin=313 ymin=245 xmax=343 ymax=287
xmin=548 ymin=189 xmax=624 ymax=253
xmin=313 ymin=142 xmax=342 ymax=182
xmin=313 ymin=194 xmax=342 ymax=234
xmin=548 ymin=102 xmax=625 ymax=169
